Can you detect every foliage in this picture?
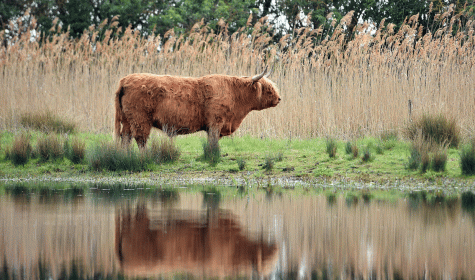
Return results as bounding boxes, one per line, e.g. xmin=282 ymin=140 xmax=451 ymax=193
xmin=460 ymin=140 xmax=475 ymax=176
xmin=326 ymin=137 xmax=337 ymax=158
xmin=361 ymin=146 xmax=372 ymax=162
xmin=65 ymin=137 xmax=86 ymax=164
xmin=7 ymin=133 xmax=32 ymax=166
xmin=20 ymin=111 xmax=76 ymax=134
xmin=407 ymin=131 xmax=448 ymax=173
xmin=405 ymin=114 xmax=460 ymax=148
xmin=407 ymin=146 xmax=421 ymax=170
xmin=2 ymin=0 xmax=471 ymax=43
xmin=431 ymin=149 xmax=447 ymax=172
xmin=237 ymin=157 xmax=246 ymax=171
xmin=36 ymin=133 xmax=64 ymax=162
xmin=87 ymin=141 xmax=150 ymax=171
xmin=262 ymin=154 xmax=274 ymax=171
xmin=149 ymin=137 xmax=181 ymax=164
xmin=345 ymin=141 xmax=359 ymax=159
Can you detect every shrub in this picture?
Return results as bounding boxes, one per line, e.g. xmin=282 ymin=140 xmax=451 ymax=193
xmin=326 ymin=137 xmax=337 ymax=158
xmin=460 ymin=140 xmax=475 ymax=175
xmin=36 ymin=134 xmax=64 ymax=162
xmin=405 ymin=113 xmax=460 ymax=148
xmin=9 ymin=133 xmax=32 ymax=166
xmin=202 ymin=130 xmax=220 ymax=165
xmin=20 ymin=111 xmax=76 ymax=134
xmin=87 ymin=141 xmax=150 ymax=171
xmin=65 ymin=137 xmax=86 ymax=164
xmin=149 ymin=137 xmax=180 ymax=164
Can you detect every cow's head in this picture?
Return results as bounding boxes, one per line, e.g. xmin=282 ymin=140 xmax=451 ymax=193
xmin=251 ymin=67 xmax=281 ymax=110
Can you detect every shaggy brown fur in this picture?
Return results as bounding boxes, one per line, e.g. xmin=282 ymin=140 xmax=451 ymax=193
xmin=115 ymin=206 xmax=278 ymax=277
xmin=115 ymin=71 xmax=280 ymax=148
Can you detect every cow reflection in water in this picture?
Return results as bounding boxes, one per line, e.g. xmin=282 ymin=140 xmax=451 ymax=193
xmin=115 ymin=206 xmax=278 ymax=278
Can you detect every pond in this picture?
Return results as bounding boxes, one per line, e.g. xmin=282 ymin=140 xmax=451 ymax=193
xmin=1 ymin=183 xmax=475 ymax=279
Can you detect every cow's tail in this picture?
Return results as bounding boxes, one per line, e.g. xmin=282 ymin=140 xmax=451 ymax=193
xmin=114 ymin=84 xmax=125 ymax=140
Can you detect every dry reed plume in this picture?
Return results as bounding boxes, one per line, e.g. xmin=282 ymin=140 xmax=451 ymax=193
xmin=1 ymin=11 xmax=474 ymax=139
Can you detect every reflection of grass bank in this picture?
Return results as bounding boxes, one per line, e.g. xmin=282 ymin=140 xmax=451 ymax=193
xmin=0 ymin=131 xmax=474 ymax=187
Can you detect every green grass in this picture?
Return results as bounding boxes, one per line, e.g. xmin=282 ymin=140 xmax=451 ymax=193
xmin=0 ymin=131 xmax=474 ymax=186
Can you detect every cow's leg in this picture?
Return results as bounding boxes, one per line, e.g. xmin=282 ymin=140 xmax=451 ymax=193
xmin=120 ymin=119 xmax=133 ymax=147
xmin=130 ymin=119 xmax=152 ymax=150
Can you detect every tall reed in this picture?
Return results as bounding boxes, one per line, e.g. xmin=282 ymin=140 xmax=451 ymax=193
xmin=1 ymin=11 xmax=474 ymax=139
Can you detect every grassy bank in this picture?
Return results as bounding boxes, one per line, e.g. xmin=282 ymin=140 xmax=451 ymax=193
xmin=1 ymin=130 xmax=474 ymax=190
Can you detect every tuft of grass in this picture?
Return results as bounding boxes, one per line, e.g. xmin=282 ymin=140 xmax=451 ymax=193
xmin=262 ymin=154 xmax=274 ymax=171
xmin=407 ymin=146 xmax=421 ymax=170
xmin=407 ymin=132 xmax=431 ymax=173
xmin=344 ymin=140 xmax=359 ymax=158
xmin=406 ymin=113 xmax=460 ymax=148
xmin=361 ymin=146 xmax=372 ymax=162
xmin=20 ymin=111 xmax=76 ymax=134
xmin=237 ymin=157 xmax=246 ymax=171
xmin=36 ymin=134 xmax=64 ymax=162
xmin=87 ymin=141 xmax=151 ymax=171
xmin=202 ymin=130 xmax=221 ymax=165
xmin=431 ymin=149 xmax=447 ymax=172
xmin=65 ymin=137 xmax=86 ymax=164
xmin=420 ymin=151 xmax=430 ymax=173
xmin=275 ymin=151 xmax=284 ymax=162
xmin=460 ymin=140 xmax=475 ymax=176
xmin=149 ymin=137 xmax=181 ymax=164
xmin=407 ymin=131 xmax=448 ymax=173
xmin=326 ymin=137 xmax=337 ymax=158
xmin=345 ymin=141 xmax=352 ymax=155
xmin=8 ymin=133 xmax=32 ymax=166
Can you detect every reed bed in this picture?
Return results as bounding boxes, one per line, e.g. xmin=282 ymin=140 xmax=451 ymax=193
xmin=1 ymin=12 xmax=475 ymax=139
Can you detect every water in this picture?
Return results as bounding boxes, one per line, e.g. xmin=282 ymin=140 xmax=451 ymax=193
xmin=1 ymin=185 xmax=475 ymax=279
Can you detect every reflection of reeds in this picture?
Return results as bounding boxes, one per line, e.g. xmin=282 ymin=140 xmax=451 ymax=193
xmin=1 ymin=192 xmax=474 ymax=279
xmin=1 ymin=12 xmax=474 ymax=138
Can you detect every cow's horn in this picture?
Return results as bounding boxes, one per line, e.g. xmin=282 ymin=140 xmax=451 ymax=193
xmin=252 ymin=66 xmax=268 ymax=82
xmin=264 ymin=66 xmax=273 ymax=78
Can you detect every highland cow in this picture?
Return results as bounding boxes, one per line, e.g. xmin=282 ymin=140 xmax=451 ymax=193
xmin=114 ymin=68 xmax=280 ymax=148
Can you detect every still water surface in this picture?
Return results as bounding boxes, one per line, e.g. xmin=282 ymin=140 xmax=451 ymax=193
xmin=1 ymin=185 xmax=475 ymax=279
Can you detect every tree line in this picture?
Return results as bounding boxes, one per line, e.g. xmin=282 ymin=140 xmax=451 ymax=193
xmin=1 ymin=0 xmax=474 ymax=42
